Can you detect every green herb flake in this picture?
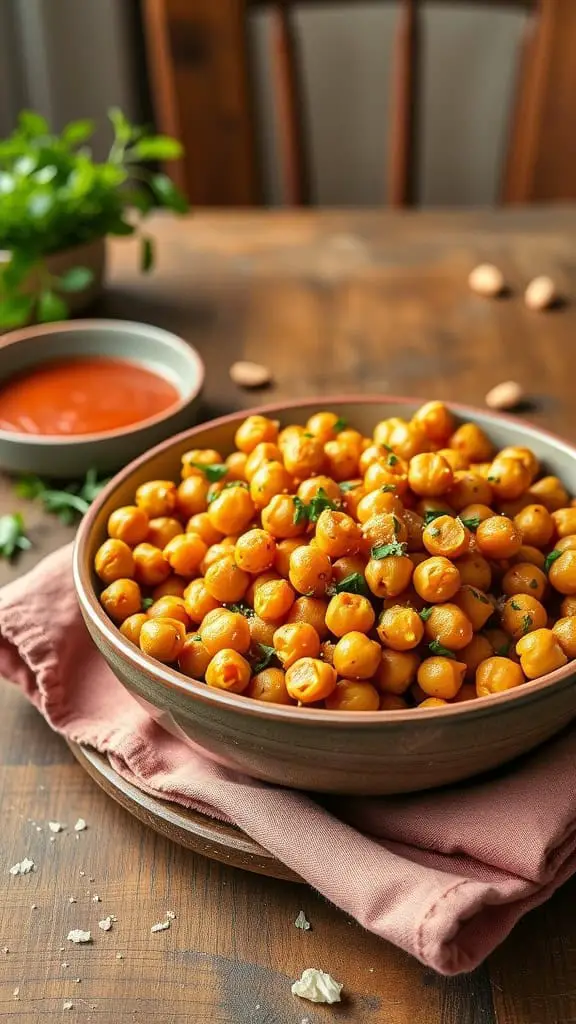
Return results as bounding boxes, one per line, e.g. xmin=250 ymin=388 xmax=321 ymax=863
xmin=428 ymin=640 xmax=456 ymax=659
xmin=387 ymin=453 xmax=399 ymax=467
xmin=544 ymin=549 xmax=563 ymax=573
xmin=339 ymin=481 xmax=358 ymax=493
xmin=487 ymin=475 xmax=501 ymax=484
xmin=419 ymin=607 xmax=434 ymax=622
xmin=141 ymin=597 xmax=154 ymax=610
xmin=225 ymin=602 xmax=255 ymax=618
xmin=458 ymin=515 xmax=481 ymax=531
xmin=307 ymin=488 xmax=339 ymax=523
xmin=470 ymin=587 xmax=490 ymax=605
xmin=15 ymin=467 xmax=110 ymax=524
xmin=303 ymin=432 xmax=314 ymax=439
xmin=335 ymin=572 xmax=369 ymax=597
xmin=371 ymin=541 xmax=407 ymax=560
xmin=521 ymin=614 xmax=533 ymax=635
xmin=208 ymin=480 xmax=248 ymax=503
xmin=251 ymin=643 xmax=277 ymax=674
xmin=0 ymin=512 xmax=31 ymax=560
xmin=333 ymin=417 xmax=347 ymax=434
xmin=510 ymin=599 xmax=522 ymax=611
xmin=496 ymin=642 xmax=511 ymax=657
xmin=292 ymin=496 xmax=310 ymax=526
xmin=191 ymin=462 xmax=229 ymax=483
xmin=380 ymin=484 xmax=397 ymax=493
xmin=423 ymin=509 xmax=447 ymax=526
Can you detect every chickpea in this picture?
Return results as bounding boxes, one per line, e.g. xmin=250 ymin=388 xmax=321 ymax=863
xmin=475 ymin=657 xmax=525 ymax=697
xmin=497 ymin=495 xmax=532 ymax=518
xmin=561 ymin=596 xmax=576 ymax=617
xmin=549 ymin=550 xmax=576 ymax=595
xmin=364 ymin=553 xmax=413 ymax=598
xmin=261 ymin=494 xmax=307 ymax=539
xmin=139 ymin=617 xmax=185 ymax=662
xmin=287 ymin=596 xmax=329 ymax=639
xmin=95 ymin=539 xmax=135 ymax=585
xmin=288 ymin=545 xmax=332 ymax=597
xmin=448 ymin=471 xmax=493 ymax=512
xmin=417 ymin=657 xmax=466 ymax=699
xmin=297 ymin=476 xmax=342 ymax=505
xmin=449 ymin=423 xmax=494 ymax=463
xmin=234 ymin=529 xmax=277 ymax=574
xmin=148 ymin=596 xmax=190 ymax=628
xmin=476 ymin=516 xmax=522 ymax=559
xmin=283 ymin=433 xmax=326 ymax=479
xmin=516 ymin=628 xmax=568 ymax=679
xmin=499 ymin=446 xmax=539 ymax=482
xmin=527 ymin=476 xmax=569 ymax=513
xmin=450 ymin=682 xmax=478 ymax=703
xmin=459 ymin=634 xmax=494 ymax=679
xmin=182 ymin=579 xmax=220 ymax=624
xmin=315 ymin=509 xmax=361 ymax=558
xmin=418 ymin=697 xmax=449 ymax=708
xmin=484 ymin=627 xmax=513 ymax=657
xmin=453 ymin=585 xmax=494 ymax=631
xmin=107 ymin=505 xmax=149 ymax=546
xmin=119 ymin=613 xmax=148 ymax=645
xmin=510 ymin=545 xmax=546 ymax=570
xmin=360 ymin=512 xmax=408 ymax=553
xmin=380 ymin=694 xmax=409 ymax=710
xmin=422 ymin=515 xmax=469 ymax=559
xmin=554 ymin=535 xmax=576 ymax=553
xmin=337 ymin=428 xmax=365 ymax=456
xmin=163 ymin=533 xmax=207 ymax=577
xmin=413 ymin=556 xmax=461 ymax=603
xmin=253 ymin=578 xmax=295 ymax=622
xmin=384 ymin=419 xmax=427 ymax=461
xmin=363 ymin=456 xmax=409 ymax=495
xmin=306 ymin=411 xmax=346 ymax=444
xmin=203 ymin=555 xmax=249 ymax=604
xmin=320 ymin=640 xmax=336 ymax=664
xmin=273 ymin=622 xmax=321 ymax=668
xmin=285 ymin=657 xmax=337 ymax=703
xmin=133 ymin=543 xmax=171 ymax=587
xmin=152 ymin=576 xmax=186 ymax=601
xmin=246 ymin=667 xmax=294 ymax=704
xmin=501 ymin=594 xmax=547 ymax=640
xmin=340 ymin=480 xmax=366 ymax=519
xmin=207 ymin=485 xmax=255 ymax=535
xmin=205 ymin=649 xmax=251 ymax=693
xmin=359 ymin=444 xmax=392 ymax=475
xmin=181 ymin=448 xmax=223 ymax=478
xmin=322 ymin=593 xmax=373 ymax=638
xmin=356 ymin=488 xmax=403 ymax=523
xmin=200 ymin=608 xmax=251 ymax=655
xmin=552 ymin=507 xmax=576 ymax=539
xmin=135 ymin=480 xmax=177 ymax=518
xmin=376 ymin=650 xmax=420 ymax=694
xmin=176 ymin=476 xmax=210 ymax=519
xmin=333 ymin=632 xmax=382 ymax=680
xmin=248 ymin=614 xmax=277 ymax=647
xmin=377 ymin=606 xmax=424 ymax=651
xmin=278 ymin=424 xmax=305 ymax=451
xmin=408 ymin=452 xmax=453 ymax=497
xmin=412 ymin=401 xmax=455 ymax=444
xmin=437 ymin=448 xmax=468 ymax=472
xmin=331 ymin=554 xmax=368 ymax=584
xmin=186 ymin=512 xmax=223 ymax=548
xmin=458 ymin=503 xmax=494 ymax=527
xmin=324 ymin=440 xmax=359 ymax=482
xmin=502 ymin=562 xmax=547 ymax=601
xmin=486 ymin=457 xmax=532 ymax=501
xmin=244 ymin=442 xmax=283 ymax=481
xmin=235 ymin=415 xmax=279 ymax=454
xmin=178 ymin=633 xmax=212 ymax=678
xmin=457 ymin=552 xmax=492 ymax=591
xmin=514 ymin=504 xmax=555 ymax=547
xmin=146 ymin=517 xmax=182 ymax=550
xmin=551 ymin=616 xmax=576 ymax=658
xmin=325 ymin=679 xmax=380 ymax=711
xmin=273 ymin=538 xmax=302 ymax=578
xmin=250 ymin=462 xmax=293 ymax=510
xmin=424 ymin=603 xmax=474 ymax=650
xmin=225 ymin=450 xmax=248 ymax=481
xmin=201 ymin=542 xmax=234 ymax=575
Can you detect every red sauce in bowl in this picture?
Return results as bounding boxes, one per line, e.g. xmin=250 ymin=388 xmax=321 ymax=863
xmin=0 ymin=357 xmax=180 ymax=436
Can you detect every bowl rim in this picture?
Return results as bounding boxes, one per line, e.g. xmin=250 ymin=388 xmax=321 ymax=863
xmin=0 ymin=318 xmax=205 ymax=446
xmin=74 ymin=394 xmax=576 ymax=727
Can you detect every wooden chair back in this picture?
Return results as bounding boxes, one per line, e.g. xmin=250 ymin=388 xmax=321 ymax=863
xmin=142 ymin=0 xmax=576 ymax=206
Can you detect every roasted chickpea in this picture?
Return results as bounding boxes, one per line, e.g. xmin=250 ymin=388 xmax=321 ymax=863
xmin=288 ymin=545 xmax=332 ymax=597
xmin=401 ymin=509 xmax=424 ymax=552
xmin=248 ymin=614 xmax=277 ymax=647
xmin=417 ymin=657 xmax=466 ymax=699
xmin=273 ymin=622 xmax=321 ymax=668
xmin=554 ymin=535 xmax=576 ymax=553
xmin=235 ymin=415 xmax=279 ymax=454
xmin=552 ymin=616 xmax=576 ymax=657
xmin=315 ymin=509 xmax=361 ymax=558
xmin=549 ymin=549 xmax=576 ymax=595
xmin=423 ymin=603 xmax=474 ymax=650
xmin=527 ymin=476 xmax=569 ymax=513
xmin=516 ymin=628 xmax=568 ymax=679
xmin=175 ymin=476 xmax=210 ymax=519
xmin=449 ymin=423 xmax=494 ymax=463
xmin=412 ymin=401 xmax=455 ymax=444
xmin=283 ymin=433 xmax=326 ymax=479
xmin=119 ymin=613 xmax=148 ymax=645
xmin=186 ymin=512 xmax=223 ymax=547
xmin=278 ymin=424 xmax=305 ymax=451
xmin=376 ymin=650 xmax=420 ymax=694
xmin=201 ymin=542 xmax=234 ymax=575
xmin=207 ymin=485 xmax=255 ymax=535
xmin=139 ymin=617 xmax=185 ymax=662
xmin=337 ymin=429 xmax=365 ymax=456
xmin=323 ymin=440 xmax=359 ymax=482
xmin=200 ymin=607 xmax=251 ymax=655
xmin=182 ymin=579 xmax=220 ymax=624
xmin=484 ymin=627 xmax=513 ymax=657
xmin=261 ymin=493 xmax=307 ymax=539
xmin=306 ymin=411 xmax=346 ymax=444
xmin=408 ymin=452 xmax=453 ymax=497
xmin=340 ymin=480 xmax=366 ymax=519
xmin=363 ymin=456 xmax=409 ymax=495
xmin=148 ymin=596 xmax=190 ymax=628
xmin=286 ymin=596 xmax=329 ymax=639
xmin=273 ymin=538 xmax=303 ymax=578
xmin=450 ymin=682 xmax=478 ymax=703
xmin=135 ymin=480 xmax=177 ymax=518
xmin=253 ymin=578 xmax=295 ymax=622
xmin=498 ymin=446 xmax=539 ymax=482
xmin=552 ymin=507 xmax=576 ymax=539
xmin=285 ymin=657 xmax=337 ymax=703
xmin=361 ymin=512 xmax=408 ymax=553
xmin=377 ymin=606 xmax=424 ymax=651
xmin=333 ymin=632 xmax=381 ymax=680
xmin=561 ymin=596 xmax=576 ymax=617
xmin=152 ymin=576 xmax=186 ymax=601
xmin=325 ymin=679 xmax=380 ymax=711
xmin=486 ymin=456 xmax=531 ymax=502
xmin=133 ymin=543 xmax=171 ymax=587
xmin=225 ymin=450 xmax=248 ymax=482
xmin=94 ymin=539 xmax=135 ymax=585
xmin=181 ymin=448 xmax=223 ymax=477
xmin=419 ymin=697 xmax=449 ymax=708
xmin=163 ymin=533 xmax=207 ymax=577
xmin=510 ymin=545 xmax=546 ymax=570
xmin=359 ymin=444 xmax=391 ymax=475
xmin=436 ymin=448 xmax=468 ymax=472
xmin=331 ymin=554 xmax=368 ymax=584
xmin=422 ymin=515 xmax=470 ymax=559
xmin=476 ymin=516 xmax=522 ymax=559
xmin=204 ymin=555 xmax=250 ymax=603
xmin=249 ymin=462 xmax=293 ymax=510
xmin=448 ymin=471 xmax=493 ymax=512
xmin=244 ymin=442 xmax=283 ymax=481
xmin=513 ymin=504 xmax=555 ymax=547
xmin=456 ymin=552 xmax=492 ymax=591
xmin=107 ymin=505 xmax=149 ymax=546
xmin=356 ymin=488 xmax=403 ymax=523
xmin=178 ymin=633 xmax=212 ymax=678
xmin=380 ymin=693 xmax=409 ymax=710
xmin=297 ymin=476 xmax=342 ymax=505
xmin=384 ymin=419 xmax=427 ymax=461
xmin=457 ymin=503 xmax=494 ymax=527
xmin=459 ymin=634 xmax=494 ymax=679
xmin=234 ymin=529 xmax=277 ymax=574
xmin=413 ymin=556 xmax=461 ymax=603
xmin=501 ymin=594 xmax=547 ymax=640
xmin=501 ymin=562 xmax=547 ymax=601
xmin=365 ymin=555 xmax=414 ymax=598
xmin=475 ymin=657 xmax=524 ymax=697
xmin=246 ymin=667 xmax=294 ymax=704
xmin=146 ymin=517 xmax=182 ymax=550
xmin=205 ymin=649 xmax=251 ymax=693
xmin=453 ymin=585 xmax=494 ymax=631
xmin=323 ymin=593 xmax=374 ymax=638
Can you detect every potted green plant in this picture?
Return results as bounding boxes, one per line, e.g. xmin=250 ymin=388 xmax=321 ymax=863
xmin=0 ymin=108 xmax=188 ymax=329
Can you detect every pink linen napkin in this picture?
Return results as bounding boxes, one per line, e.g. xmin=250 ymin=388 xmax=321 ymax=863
xmin=2 ymin=544 xmax=576 ymax=976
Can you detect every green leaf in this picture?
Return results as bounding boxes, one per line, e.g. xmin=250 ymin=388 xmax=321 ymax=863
xmin=78 ymin=468 xmax=110 ymax=503
xmin=510 ymin=599 xmax=522 ymax=611
xmin=142 ymin=597 xmax=154 ymax=611
xmin=292 ymin=496 xmax=309 ymax=526
xmin=371 ymin=541 xmax=407 ymax=559
xmin=41 ymin=489 xmax=90 ymax=517
xmin=124 ymin=188 xmax=154 ymax=215
xmin=334 ymin=572 xmax=369 ymax=597
xmin=18 ymin=110 xmax=49 ymax=137
xmin=191 ymin=462 xmax=228 ymax=483
xmin=0 ymin=295 xmax=33 ymax=329
xmin=141 ymin=235 xmax=154 ymax=274
xmin=14 ymin=474 xmax=46 ymax=500
xmin=380 ymin=484 xmax=397 ymax=493
xmin=27 ymin=192 xmax=53 ymax=218
xmin=0 ymin=251 xmax=36 ymax=291
xmin=0 ymin=512 xmax=31 ymax=560
xmin=419 ymin=607 xmax=433 ymax=621
xmin=545 ymin=549 xmax=562 ymax=573
xmin=107 ymin=217 xmax=136 ymax=237
xmin=61 ymin=119 xmax=95 ymax=146
xmin=150 ymin=173 xmax=189 ymax=213
xmin=423 ymin=509 xmax=447 ymax=526
xmin=57 ymin=266 xmax=94 ymax=293
xmin=251 ymin=643 xmax=277 ymax=674
xmin=108 ymin=106 xmax=134 ymax=145
xmin=339 ymin=481 xmax=358 ymax=493
xmin=225 ymin=602 xmax=255 ymax=618
xmin=521 ymin=614 xmax=533 ymax=635
xmin=131 ymin=136 xmax=183 ymax=161
xmin=458 ymin=515 xmax=481 ymax=531
xmin=37 ymin=290 xmax=68 ymax=323
xmin=307 ymin=488 xmax=339 ymax=523
xmin=333 ymin=416 xmax=347 ymax=433
xmin=428 ymin=640 xmax=455 ymax=659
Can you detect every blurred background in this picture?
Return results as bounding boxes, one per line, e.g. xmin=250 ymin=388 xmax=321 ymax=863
xmin=2 ymin=0 xmax=575 ymax=209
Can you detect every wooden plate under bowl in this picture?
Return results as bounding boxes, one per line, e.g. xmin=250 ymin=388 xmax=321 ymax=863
xmin=67 ymin=742 xmax=302 ymax=883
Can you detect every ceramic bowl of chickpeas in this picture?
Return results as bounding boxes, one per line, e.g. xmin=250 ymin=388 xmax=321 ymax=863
xmin=73 ymin=397 xmax=576 ymax=795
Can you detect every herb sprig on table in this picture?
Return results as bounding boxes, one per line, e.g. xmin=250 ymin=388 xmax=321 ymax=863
xmin=15 ymin=467 xmax=111 ymax=525
xmin=0 ymin=513 xmax=31 ymax=560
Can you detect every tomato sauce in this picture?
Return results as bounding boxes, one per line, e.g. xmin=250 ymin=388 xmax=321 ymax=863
xmin=0 ymin=357 xmax=180 ymax=436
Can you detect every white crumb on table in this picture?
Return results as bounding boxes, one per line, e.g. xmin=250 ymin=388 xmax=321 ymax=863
xmin=30 ymin=904 xmax=37 ymax=910
xmin=74 ymin=818 xmax=87 ymax=831
xmin=79 ymin=871 xmax=85 ymax=877
xmin=48 ymin=821 xmax=64 ymax=833
xmin=75 ymin=978 xmax=81 ymax=983
xmin=295 ymin=910 xmax=311 ymax=931
xmin=49 ymin=837 xmax=56 ymax=843
xmin=98 ymin=917 xmax=113 ymax=932
xmin=116 ymin=953 xmax=124 ymax=960
xmin=36 ymin=826 xmax=42 ymax=832
xmin=151 ymin=920 xmax=170 ymax=933
xmin=67 ymin=929 xmax=92 ymax=944
xmin=3 ymin=947 xmax=9 ymax=954
xmin=63 ymin=1002 xmax=73 ymax=1011
xmin=68 ymin=897 xmax=77 ymax=904
xmin=166 ymin=910 xmax=176 ymax=920
xmin=61 ymin=962 xmax=69 ymax=968
xmin=9 ymin=857 xmax=35 ymax=875
xmin=13 ymin=987 xmax=19 ymax=998
xmin=91 ymin=894 xmax=101 ymax=903
xmin=291 ymin=968 xmax=343 ymax=1004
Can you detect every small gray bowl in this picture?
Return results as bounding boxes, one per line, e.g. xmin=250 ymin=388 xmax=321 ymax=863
xmin=0 ymin=319 xmax=204 ymax=477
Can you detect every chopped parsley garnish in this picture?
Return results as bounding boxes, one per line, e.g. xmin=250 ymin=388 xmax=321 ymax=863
xmin=387 ymin=453 xmax=399 ymax=467
xmin=208 ymin=480 xmax=248 ymax=503
xmin=190 ymin=462 xmax=229 ymax=483
xmin=15 ymin=467 xmax=110 ymax=525
xmin=251 ymin=643 xmax=277 ymax=674
xmin=292 ymin=496 xmax=309 ymax=525
xmin=544 ymin=549 xmax=562 ymax=573
xmin=334 ymin=572 xmax=369 ymax=597
xmin=0 ymin=513 xmax=31 ymax=560
xmin=419 ymin=607 xmax=433 ymax=621
xmin=510 ymin=599 xmax=522 ymax=611
xmin=521 ymin=614 xmax=533 ymax=635
xmin=339 ymin=481 xmax=358 ymax=493
xmin=292 ymin=488 xmax=339 ymax=525
xmin=380 ymin=484 xmax=397 ymax=493
xmin=141 ymin=597 xmax=154 ymax=610
xmin=428 ymin=640 xmax=455 ymax=659
xmin=371 ymin=541 xmax=407 ymax=559
xmin=225 ymin=602 xmax=255 ymax=618
xmin=458 ymin=515 xmax=481 ymax=531
xmin=496 ymin=641 xmax=510 ymax=657
xmin=333 ymin=416 xmax=347 ymax=433
xmin=423 ymin=509 xmax=446 ymax=526
xmin=303 ymin=432 xmax=314 ymax=438
xmin=487 ymin=475 xmax=500 ymax=484
xmin=470 ymin=587 xmax=490 ymax=605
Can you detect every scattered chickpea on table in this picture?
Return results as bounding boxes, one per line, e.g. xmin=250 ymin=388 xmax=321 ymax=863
xmin=94 ymin=402 xmax=576 ymax=711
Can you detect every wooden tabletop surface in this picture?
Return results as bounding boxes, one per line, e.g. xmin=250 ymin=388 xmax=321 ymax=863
xmin=2 ymin=207 xmax=576 ymax=1022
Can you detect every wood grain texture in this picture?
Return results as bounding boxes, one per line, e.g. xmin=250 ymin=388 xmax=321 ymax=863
xmin=2 ymin=207 xmax=576 ymax=1019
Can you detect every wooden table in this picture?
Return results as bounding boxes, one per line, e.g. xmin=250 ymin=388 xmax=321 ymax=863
xmin=2 ymin=208 xmax=576 ymax=1022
